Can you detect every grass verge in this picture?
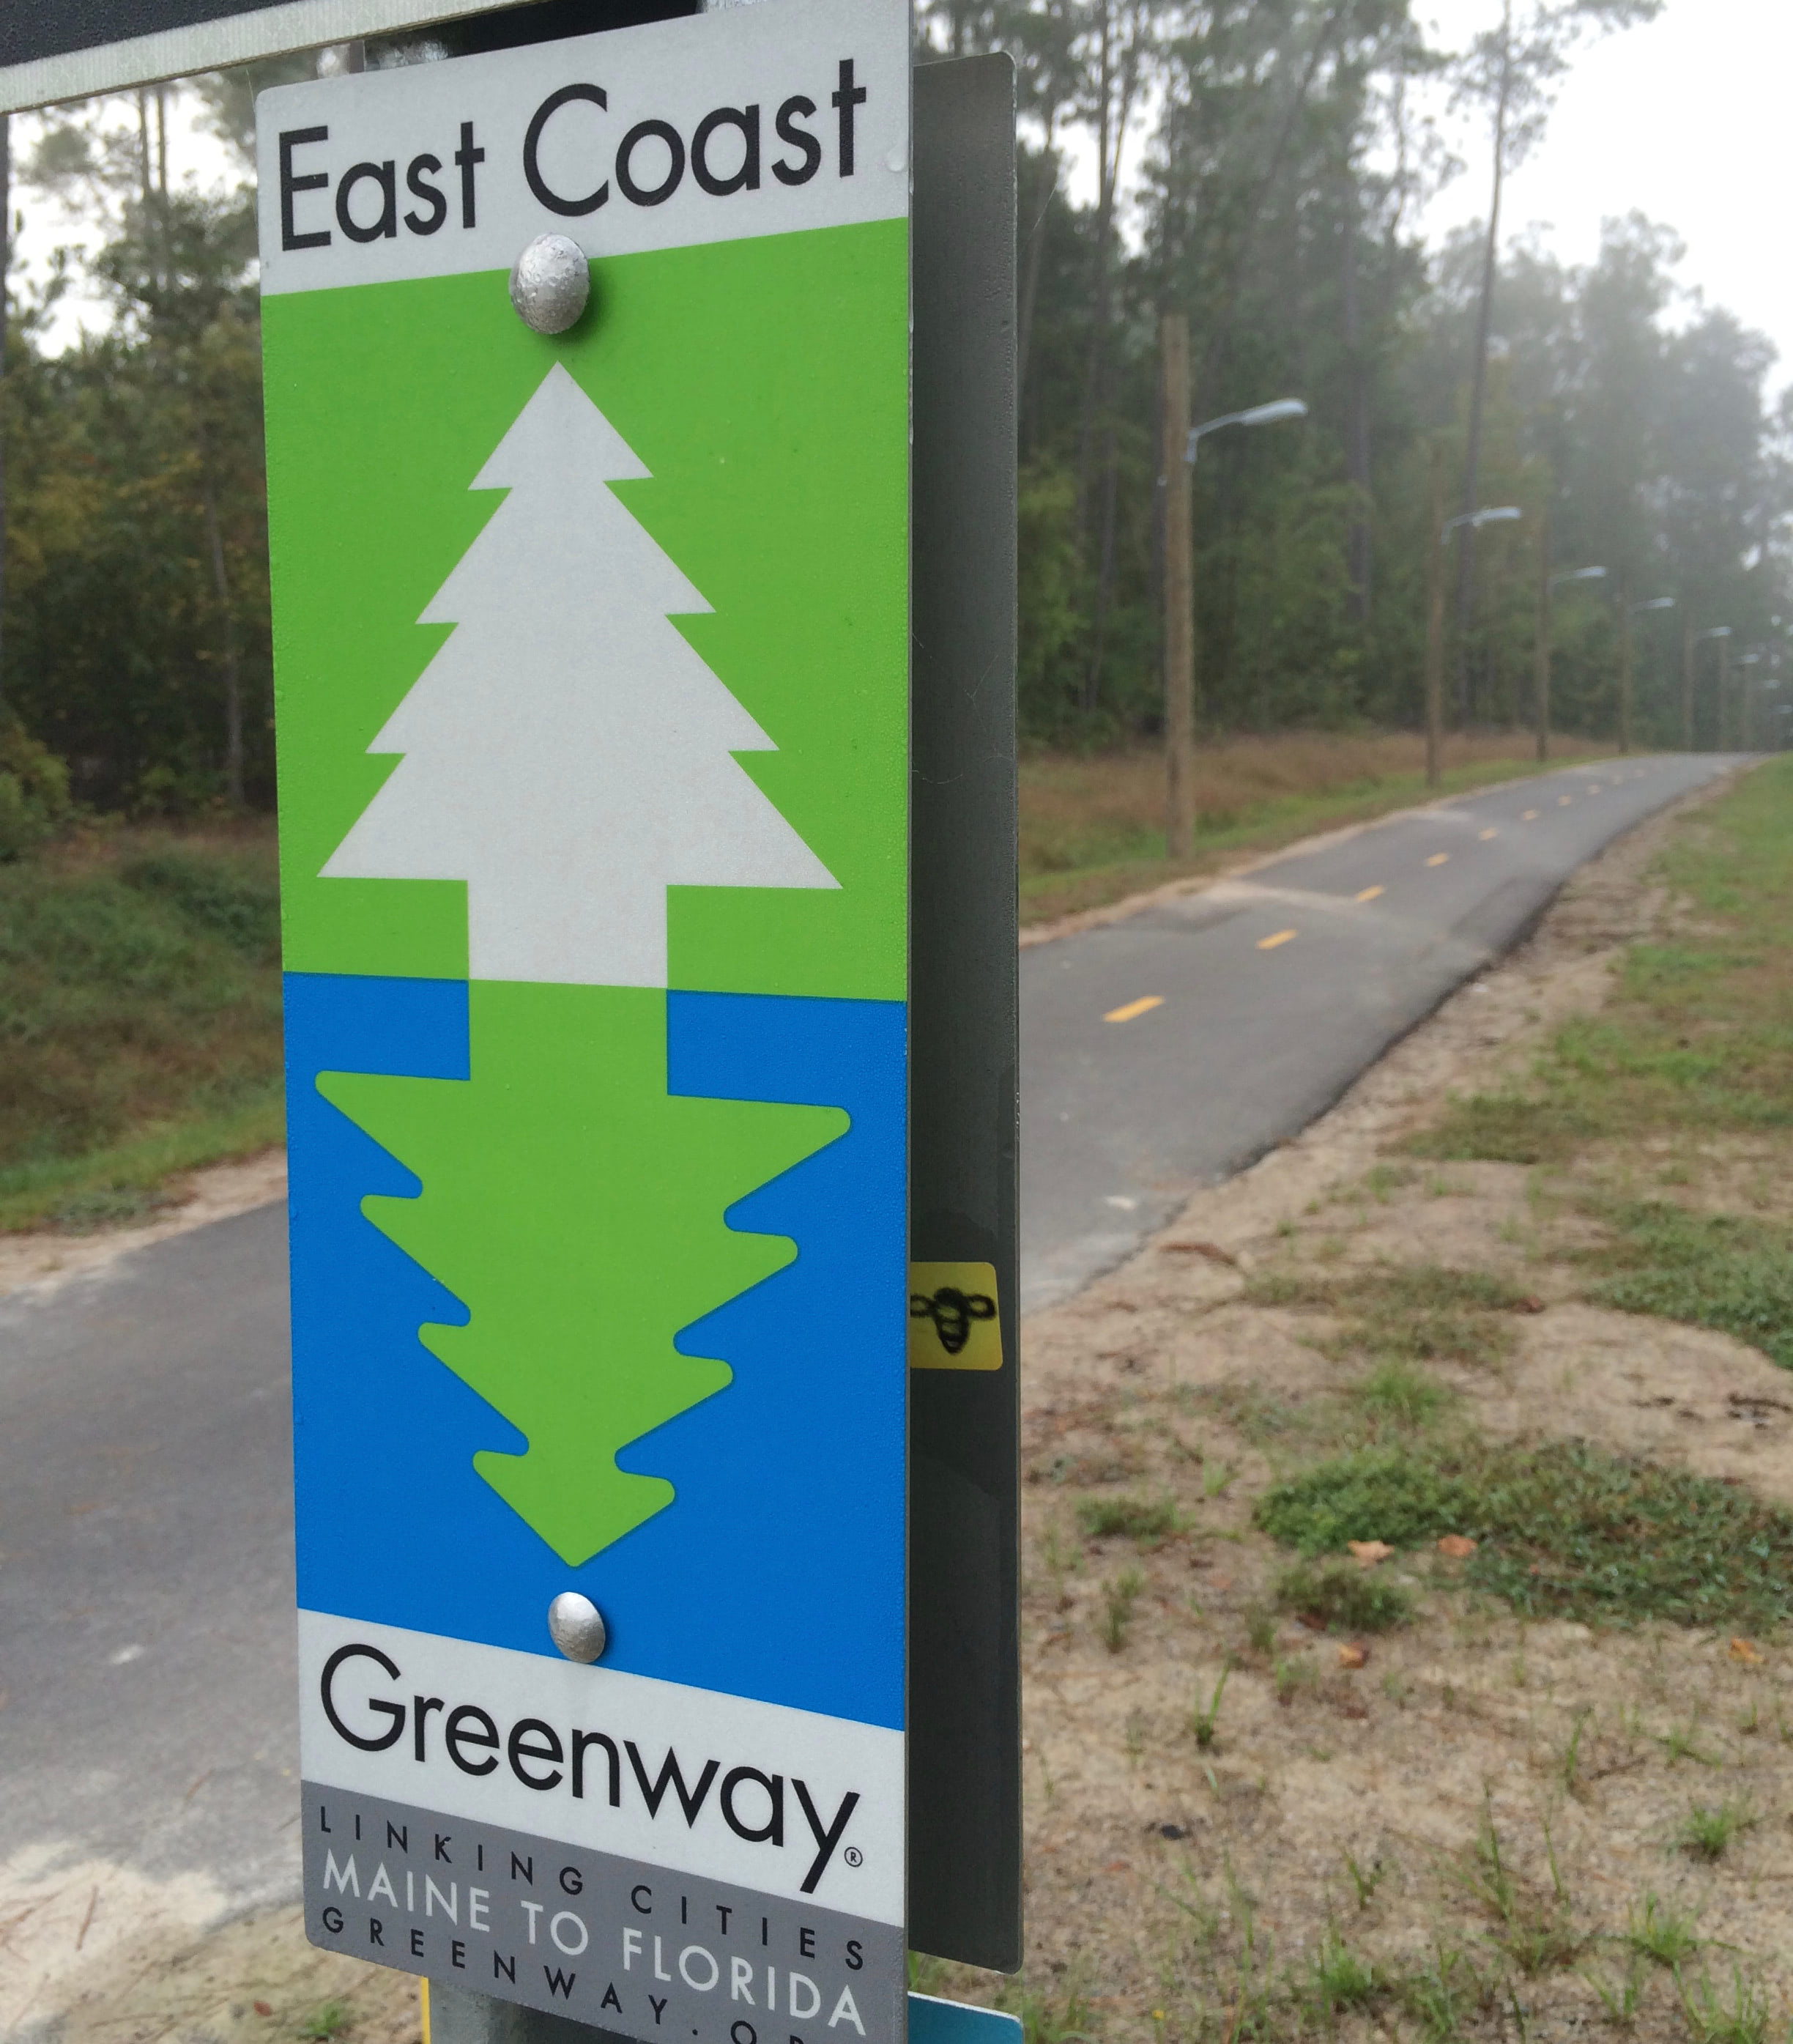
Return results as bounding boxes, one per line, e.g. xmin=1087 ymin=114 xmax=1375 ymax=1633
xmin=0 ymin=823 xmax=283 ymax=1232
xmin=1020 ymin=731 xmax=1608 ymax=927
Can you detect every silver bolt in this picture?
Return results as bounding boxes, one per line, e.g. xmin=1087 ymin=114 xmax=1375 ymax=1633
xmin=511 ymin=234 xmax=591 ymax=336
xmin=547 ymin=1591 xmax=607 ymax=1663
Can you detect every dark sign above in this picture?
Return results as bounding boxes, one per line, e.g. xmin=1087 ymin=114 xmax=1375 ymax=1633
xmin=0 ymin=0 xmax=537 ymax=113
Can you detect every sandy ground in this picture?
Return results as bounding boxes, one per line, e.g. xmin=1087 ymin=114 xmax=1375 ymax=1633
xmin=977 ymin=769 xmax=1793 ymax=2044
xmin=12 ymin=771 xmax=1781 ymax=2043
xmin=0 ymin=1152 xmax=289 ymax=1303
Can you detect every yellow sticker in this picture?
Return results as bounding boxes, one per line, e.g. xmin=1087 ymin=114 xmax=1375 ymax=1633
xmin=909 ymin=1262 xmax=1003 ymax=1371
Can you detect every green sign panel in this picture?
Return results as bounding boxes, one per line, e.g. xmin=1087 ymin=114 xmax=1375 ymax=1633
xmin=258 ymin=2 xmax=911 ymax=2030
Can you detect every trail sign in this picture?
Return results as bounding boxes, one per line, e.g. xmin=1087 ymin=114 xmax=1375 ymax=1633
xmin=257 ymin=0 xmax=912 ymax=2030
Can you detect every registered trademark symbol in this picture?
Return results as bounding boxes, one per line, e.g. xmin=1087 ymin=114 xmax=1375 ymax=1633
xmin=843 ymin=1846 xmax=864 ymax=1868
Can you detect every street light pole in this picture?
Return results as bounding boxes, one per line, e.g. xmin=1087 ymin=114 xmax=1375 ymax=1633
xmin=1429 ymin=496 xmax=1520 ymax=788
xmin=1160 ymin=314 xmax=1195 ymax=859
xmin=1159 ymin=369 xmax=1306 ymax=859
xmin=1681 ymin=620 xmax=1694 ymax=749
xmin=1620 ymin=595 xmax=1674 ymax=755
xmin=1425 ymin=450 xmax=1447 ymax=789
xmin=1693 ymin=626 xmax=1732 ymax=752
xmin=1536 ymin=555 xmax=1608 ymax=763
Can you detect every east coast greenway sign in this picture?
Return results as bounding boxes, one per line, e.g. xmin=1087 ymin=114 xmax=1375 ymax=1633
xmin=255 ymin=0 xmax=912 ymax=2031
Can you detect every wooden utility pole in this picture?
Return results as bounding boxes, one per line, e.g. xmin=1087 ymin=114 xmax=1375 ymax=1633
xmin=1161 ymin=313 xmax=1195 ymax=859
xmin=1424 ymin=446 xmax=1446 ymax=788
xmin=1534 ymin=511 xmax=1551 ymax=763
xmin=1718 ymin=634 xmax=1731 ymax=751
xmin=1617 ymin=578 xmax=1633 ymax=755
xmin=1681 ymin=621 xmax=1693 ymax=750
xmin=0 ymin=112 xmax=10 ymax=726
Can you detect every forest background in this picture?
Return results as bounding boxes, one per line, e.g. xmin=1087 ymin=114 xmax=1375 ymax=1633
xmin=0 ymin=0 xmax=1789 ymax=834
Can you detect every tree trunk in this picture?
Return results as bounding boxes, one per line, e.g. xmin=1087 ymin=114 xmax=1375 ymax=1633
xmin=0 ymin=112 xmax=10 ymax=724
xmin=1341 ymin=171 xmax=1372 ymax=626
xmin=1534 ymin=509 xmax=1552 ymax=763
xmin=204 ymin=471 xmax=245 ymax=808
xmin=1456 ymin=0 xmax=1512 ymax=727
xmin=1072 ymin=0 xmax=1116 ymax=552
xmin=1161 ymin=315 xmax=1195 ymax=858
xmin=1084 ymin=428 xmax=1121 ymax=714
xmin=1016 ymin=119 xmax=1058 ymax=431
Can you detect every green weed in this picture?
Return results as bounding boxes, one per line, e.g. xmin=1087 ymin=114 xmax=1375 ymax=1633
xmin=1625 ymin=1893 xmax=1701 ymax=1969
xmin=1192 ymin=1666 xmax=1229 ymax=1749
xmin=1356 ymin=1359 xmax=1454 ymax=1429
xmin=297 ymin=2004 xmax=353 ymax=2041
xmin=1677 ymin=1798 xmax=1756 ymax=1862
xmin=1307 ymin=1928 xmax=1384 ymax=2019
xmin=1274 ymin=1559 xmax=1413 ymax=1634
xmin=1342 ymin=1851 xmax=1384 ymax=1908
xmin=1677 ymin=1964 xmax=1772 ymax=2044
xmin=1076 ymin=1495 xmax=1180 ymax=1544
xmin=1102 ymin=1566 xmax=1146 ymax=1653
xmin=1583 ymin=1955 xmax=1647 ymax=2029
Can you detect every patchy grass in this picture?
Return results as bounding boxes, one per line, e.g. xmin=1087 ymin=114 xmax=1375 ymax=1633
xmin=1253 ymin=1449 xmax=1475 ymax=1555
xmin=1575 ymin=1201 xmax=1793 ymax=1369
xmin=0 ymin=824 xmax=283 ymax=1231
xmin=1077 ymin=1495 xmax=1182 ymax=1544
xmin=1257 ymin=1439 xmax=1793 ymax=1633
xmin=1273 ymin=1558 xmax=1414 ymax=1634
xmin=1248 ymin=1262 xmax=1536 ymax=1370
xmin=1020 ymin=732 xmax=1608 ymax=926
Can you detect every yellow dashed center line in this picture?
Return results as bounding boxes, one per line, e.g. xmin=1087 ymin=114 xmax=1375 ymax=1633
xmin=1425 ymin=853 xmax=1450 ymax=867
xmin=1521 ymin=809 xmax=1540 ymax=821
xmin=1479 ymin=828 xmax=1499 ymax=841
xmin=1258 ymin=929 xmax=1299 ymax=951
xmin=1356 ymin=885 xmax=1384 ymax=903
xmin=1105 ymin=995 xmax=1164 ymax=1024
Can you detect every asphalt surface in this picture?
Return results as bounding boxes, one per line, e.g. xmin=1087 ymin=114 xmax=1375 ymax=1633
xmin=0 ymin=751 xmax=1745 ymax=1919
xmin=1020 ymin=752 xmax=1747 ymax=1308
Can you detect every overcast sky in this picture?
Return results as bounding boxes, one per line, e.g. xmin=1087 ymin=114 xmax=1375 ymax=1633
xmin=1416 ymin=0 xmax=1793 ymax=385
xmin=12 ymin=0 xmax=1793 ymax=385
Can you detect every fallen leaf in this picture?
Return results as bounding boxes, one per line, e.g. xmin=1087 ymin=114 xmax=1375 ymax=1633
xmin=1105 ymin=1859 xmax=1132 ymax=1873
xmin=1338 ymin=1643 xmax=1368 ymax=1670
xmin=1729 ymin=1637 xmax=1765 ymax=1666
xmin=1160 ymin=1240 xmax=1238 ymax=1266
xmin=253 ymin=2004 xmax=273 ymax=2019
xmin=1348 ymin=1540 xmax=1394 ymax=1569
xmin=1437 ymin=1534 xmax=1477 ymax=1559
xmin=1518 ymin=1296 xmax=1546 ymax=1314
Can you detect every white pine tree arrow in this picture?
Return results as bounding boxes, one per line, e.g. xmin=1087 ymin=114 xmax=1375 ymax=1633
xmin=324 ymin=363 xmax=836 ymax=987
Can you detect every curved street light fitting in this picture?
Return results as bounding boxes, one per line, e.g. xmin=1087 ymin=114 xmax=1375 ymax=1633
xmin=1697 ymin=625 xmax=1733 ymax=641
xmin=1632 ymin=596 xmax=1675 ymax=614
xmin=1550 ymin=566 xmax=1607 ymax=589
xmin=1443 ymin=505 xmax=1521 ymax=538
xmin=1186 ymin=397 xmax=1307 ymax=464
